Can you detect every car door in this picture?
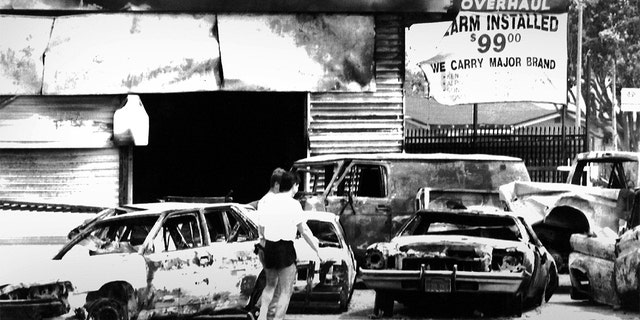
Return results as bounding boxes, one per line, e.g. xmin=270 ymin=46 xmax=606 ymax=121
xmin=324 ymin=160 xmax=391 ymax=261
xmin=334 ymin=217 xmax=357 ymax=289
xmin=143 ymin=210 xmax=214 ymax=315
xmin=201 ymin=206 xmax=262 ymax=309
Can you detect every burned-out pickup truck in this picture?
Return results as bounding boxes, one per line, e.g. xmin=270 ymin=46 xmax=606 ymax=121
xmin=499 ymin=151 xmax=639 ymax=272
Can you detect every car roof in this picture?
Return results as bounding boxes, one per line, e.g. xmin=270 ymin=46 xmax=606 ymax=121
xmin=576 ymin=151 xmax=640 ymax=162
xmin=294 ymin=153 xmax=523 ymax=164
xmin=121 ymin=202 xmax=231 ymax=212
xmin=100 ymin=202 xmax=238 ymax=222
xmin=417 ymin=207 xmax=518 ymax=219
xmin=303 ymin=210 xmax=339 ymax=222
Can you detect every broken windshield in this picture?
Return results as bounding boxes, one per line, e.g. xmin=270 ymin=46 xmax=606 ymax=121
xmin=74 ymin=216 xmax=158 ymax=255
xmin=401 ymin=212 xmax=525 ymax=242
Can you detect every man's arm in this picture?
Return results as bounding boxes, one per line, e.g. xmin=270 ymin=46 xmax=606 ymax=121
xmin=297 ymin=222 xmax=321 ymax=260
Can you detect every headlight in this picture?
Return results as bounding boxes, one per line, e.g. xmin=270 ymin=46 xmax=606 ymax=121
xmin=492 ymin=248 xmax=525 ymax=272
xmin=365 ymin=248 xmax=386 ymax=269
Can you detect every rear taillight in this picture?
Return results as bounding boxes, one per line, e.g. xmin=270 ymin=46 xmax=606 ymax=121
xmin=320 ymin=261 xmax=348 ymax=285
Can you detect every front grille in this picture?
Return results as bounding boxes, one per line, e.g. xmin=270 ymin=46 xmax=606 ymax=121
xmin=0 ymin=282 xmax=70 ymax=301
xmin=401 ymin=257 xmax=484 ymax=271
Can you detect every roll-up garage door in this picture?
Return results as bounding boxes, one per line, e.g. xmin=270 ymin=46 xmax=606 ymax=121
xmin=0 ymin=95 xmax=125 ymax=208
xmin=0 ymin=148 xmax=120 ymax=207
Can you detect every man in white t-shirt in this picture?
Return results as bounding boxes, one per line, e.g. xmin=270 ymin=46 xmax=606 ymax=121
xmin=246 ymin=167 xmax=285 ymax=316
xmin=254 ymin=171 xmax=321 ymax=320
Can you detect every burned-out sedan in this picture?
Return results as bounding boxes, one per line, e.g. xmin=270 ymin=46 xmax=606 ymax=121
xmin=290 ymin=211 xmax=357 ymax=312
xmin=243 ymin=210 xmax=357 ymax=313
xmin=0 ymin=203 xmax=267 ymax=320
xmin=360 ymin=208 xmax=558 ymax=317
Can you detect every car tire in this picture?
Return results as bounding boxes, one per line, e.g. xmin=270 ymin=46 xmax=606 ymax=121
xmin=546 ymin=266 xmax=558 ymax=302
xmin=502 ymin=293 xmax=522 ymax=317
xmin=373 ymin=290 xmax=394 ymax=317
xmin=87 ymin=297 xmax=127 ymax=320
xmin=537 ymin=275 xmax=548 ymax=307
xmin=637 ymin=268 xmax=640 ymax=312
xmin=339 ymin=283 xmax=354 ymax=312
xmin=569 ymin=286 xmax=589 ymax=300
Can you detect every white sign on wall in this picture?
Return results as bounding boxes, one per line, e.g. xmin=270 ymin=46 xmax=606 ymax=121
xmin=419 ymin=11 xmax=568 ymax=105
xmin=621 ymin=88 xmax=640 ymax=112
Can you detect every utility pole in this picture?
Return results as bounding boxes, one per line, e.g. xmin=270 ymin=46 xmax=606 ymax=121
xmin=584 ymin=53 xmax=590 ymax=152
xmin=575 ymin=1 xmax=583 ymax=130
xmin=612 ymin=58 xmax=618 ymax=150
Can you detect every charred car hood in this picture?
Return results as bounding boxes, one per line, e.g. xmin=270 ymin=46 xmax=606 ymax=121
xmin=499 ymin=181 xmax=624 ymax=226
xmin=389 ymin=235 xmax=529 ymax=256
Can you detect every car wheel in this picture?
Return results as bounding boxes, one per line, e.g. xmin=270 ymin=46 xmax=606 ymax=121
xmin=87 ymin=298 xmax=127 ymax=320
xmin=569 ymin=286 xmax=589 ymax=300
xmin=373 ymin=290 xmax=394 ymax=318
xmin=513 ymin=294 xmax=523 ymax=317
xmin=546 ymin=266 xmax=558 ymax=302
xmin=537 ymin=275 xmax=548 ymax=307
xmin=637 ymin=268 xmax=640 ymax=312
xmin=502 ymin=293 xmax=522 ymax=317
xmin=338 ymin=283 xmax=353 ymax=312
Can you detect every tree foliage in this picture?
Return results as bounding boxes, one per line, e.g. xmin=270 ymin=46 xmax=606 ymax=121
xmin=569 ymin=0 xmax=640 ymax=150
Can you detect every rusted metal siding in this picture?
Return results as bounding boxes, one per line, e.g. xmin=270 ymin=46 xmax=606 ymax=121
xmin=308 ymin=15 xmax=404 ymax=155
xmin=0 ymin=148 xmax=120 ymax=207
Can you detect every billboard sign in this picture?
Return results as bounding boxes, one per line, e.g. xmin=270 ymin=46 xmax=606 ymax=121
xmin=419 ymin=0 xmax=569 ymax=105
xmin=621 ymin=88 xmax=640 ymax=112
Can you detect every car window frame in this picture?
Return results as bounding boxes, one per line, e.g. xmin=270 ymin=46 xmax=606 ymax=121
xmin=331 ymin=160 xmax=389 ymax=199
xmin=152 ymin=210 xmax=204 ymax=252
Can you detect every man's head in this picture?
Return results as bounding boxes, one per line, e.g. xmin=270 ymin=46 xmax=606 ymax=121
xmin=269 ymin=168 xmax=286 ymax=193
xmin=278 ymin=171 xmax=300 ymax=196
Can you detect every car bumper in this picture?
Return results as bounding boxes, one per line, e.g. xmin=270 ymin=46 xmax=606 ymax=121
xmin=0 ymin=298 xmax=70 ymax=320
xmin=360 ymin=267 xmax=525 ymax=294
xmin=291 ymin=283 xmax=344 ymax=305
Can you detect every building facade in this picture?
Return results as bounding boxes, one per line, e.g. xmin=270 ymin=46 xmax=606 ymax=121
xmin=0 ymin=0 xmax=455 ymax=206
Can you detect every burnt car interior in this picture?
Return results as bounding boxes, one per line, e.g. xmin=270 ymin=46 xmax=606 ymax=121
xmin=79 ymin=216 xmax=157 ymax=255
xmin=305 ymin=220 xmax=342 ymax=248
xmin=296 ymin=165 xmax=335 ymax=195
xmin=423 ymin=190 xmax=503 ymax=211
xmin=158 ymin=213 xmax=203 ymax=251
xmin=336 ymin=164 xmax=386 ymax=198
xmin=401 ymin=212 xmax=524 ymax=242
xmin=204 ymin=209 xmax=253 ymax=243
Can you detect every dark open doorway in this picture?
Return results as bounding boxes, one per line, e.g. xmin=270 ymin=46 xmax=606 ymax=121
xmin=133 ymin=92 xmax=307 ymax=204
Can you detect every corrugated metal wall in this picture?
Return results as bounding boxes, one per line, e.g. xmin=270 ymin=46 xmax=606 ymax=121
xmin=308 ymin=15 xmax=404 ymax=155
xmin=0 ymin=96 xmax=123 ymax=207
xmin=0 ymin=148 xmax=120 ymax=207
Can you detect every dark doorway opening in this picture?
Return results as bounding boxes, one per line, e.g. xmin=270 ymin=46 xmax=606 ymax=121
xmin=133 ymin=92 xmax=307 ymax=204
